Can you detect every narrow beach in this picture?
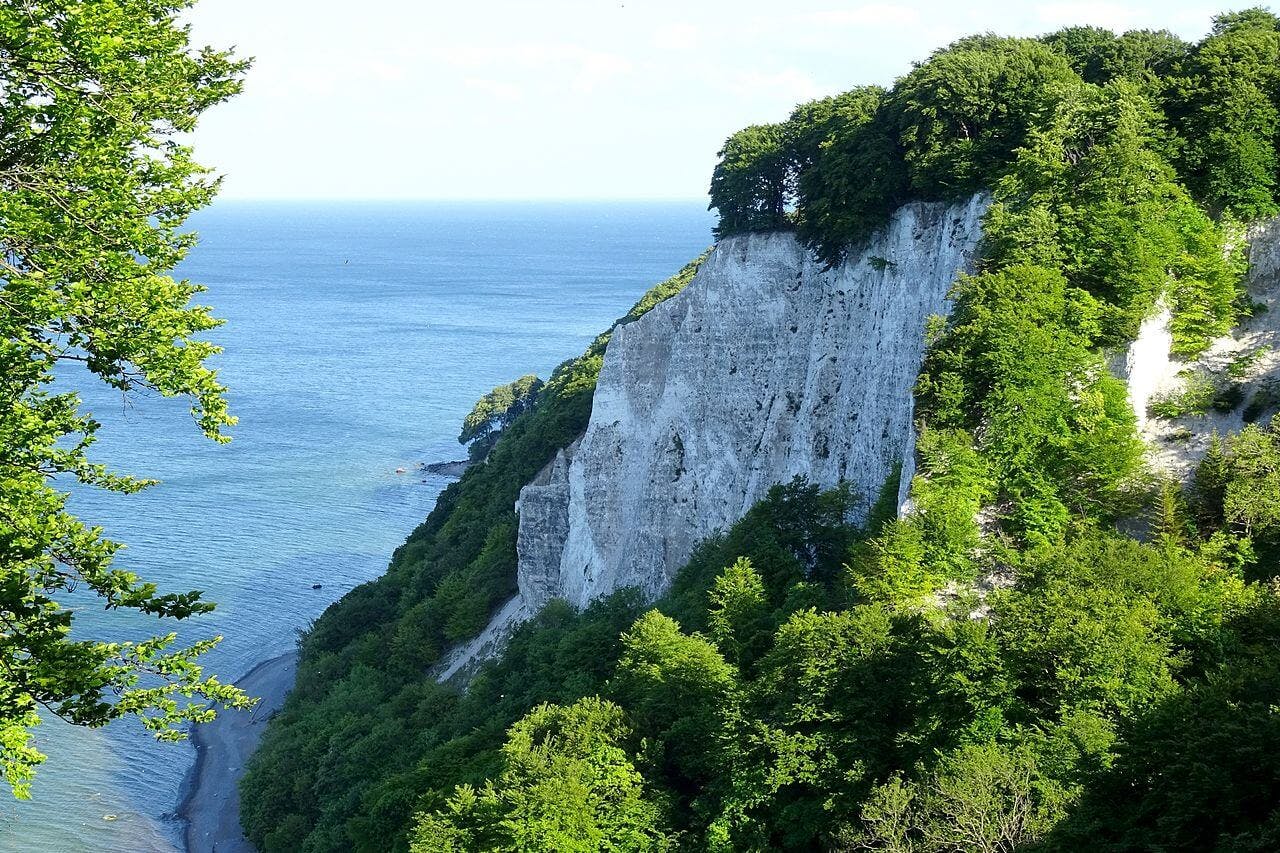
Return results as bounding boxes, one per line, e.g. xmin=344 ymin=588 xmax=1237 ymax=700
xmin=178 ymin=652 xmax=299 ymax=853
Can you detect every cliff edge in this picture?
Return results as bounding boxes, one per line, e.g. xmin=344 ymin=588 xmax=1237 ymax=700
xmin=437 ymin=194 xmax=989 ymax=679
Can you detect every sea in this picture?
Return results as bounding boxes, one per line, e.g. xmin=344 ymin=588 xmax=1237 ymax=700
xmin=0 ymin=200 xmax=715 ymax=851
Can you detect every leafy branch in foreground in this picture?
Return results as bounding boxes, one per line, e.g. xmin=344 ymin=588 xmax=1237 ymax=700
xmin=0 ymin=0 xmax=252 ymax=797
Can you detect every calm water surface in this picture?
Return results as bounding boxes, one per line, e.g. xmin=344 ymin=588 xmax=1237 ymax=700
xmin=0 ymin=201 xmax=713 ymax=851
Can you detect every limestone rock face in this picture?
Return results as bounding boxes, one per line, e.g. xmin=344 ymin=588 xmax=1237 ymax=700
xmin=434 ymin=209 xmax=1280 ymax=685
xmin=515 ymin=194 xmax=989 ymax=612
xmin=1119 ymin=217 xmax=1280 ymax=479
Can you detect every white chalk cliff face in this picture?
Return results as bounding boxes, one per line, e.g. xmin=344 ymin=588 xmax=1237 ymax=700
xmin=435 ymin=195 xmax=987 ymax=680
xmin=1118 ymin=216 xmax=1280 ymax=479
xmin=435 ymin=205 xmax=1280 ymax=683
xmin=520 ymin=194 xmax=989 ymax=611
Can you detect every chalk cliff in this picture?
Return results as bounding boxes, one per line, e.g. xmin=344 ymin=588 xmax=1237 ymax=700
xmin=516 ymin=194 xmax=990 ymax=612
xmin=1118 ymin=216 xmax=1280 ymax=478
xmin=437 ymin=211 xmax=1280 ymax=682
xmin=437 ymin=195 xmax=988 ymax=679
xmin=437 ymin=209 xmax=1280 ymax=682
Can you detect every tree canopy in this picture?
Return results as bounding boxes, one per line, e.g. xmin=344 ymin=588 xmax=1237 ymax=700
xmin=244 ymin=9 xmax=1280 ymax=852
xmin=0 ymin=0 xmax=251 ymax=796
xmin=708 ymin=9 xmax=1280 ymax=257
xmin=708 ymin=123 xmax=793 ymax=237
xmin=459 ymin=374 xmax=544 ymax=460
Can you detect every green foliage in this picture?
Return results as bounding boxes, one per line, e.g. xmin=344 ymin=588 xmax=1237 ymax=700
xmin=1042 ymin=586 xmax=1280 ymax=851
xmin=240 ymin=258 xmax=706 ymax=851
xmin=250 ymin=10 xmax=1280 ymax=852
xmin=851 ymin=742 xmax=1068 ymax=852
xmin=410 ymin=516 xmax=1268 ymax=851
xmin=708 ymin=124 xmax=793 ymax=236
xmin=611 ymin=610 xmax=738 ymax=813
xmin=409 ymin=697 xmax=675 ymax=852
xmin=1223 ymin=424 xmax=1280 ymax=539
xmin=793 ymin=87 xmax=908 ymax=267
xmin=709 ymin=13 xmax=1275 ymax=278
xmin=1164 ymin=8 xmax=1280 ymax=220
xmin=0 ymin=0 xmax=253 ymax=795
xmin=663 ymin=477 xmax=861 ymax=631
xmin=995 ymin=537 xmax=1182 ymax=721
xmin=1148 ymin=369 xmax=1245 ymax=419
xmin=1190 ymin=421 xmax=1280 ymax=576
xmin=893 ymin=37 xmax=1079 ymax=197
xmin=458 ymin=374 xmax=544 ymax=459
xmin=1043 ymin=26 xmax=1189 ymax=87
xmin=847 ymin=432 xmax=992 ymax=606
xmin=707 ymin=558 xmax=770 ymax=672
xmin=982 ymin=79 xmax=1242 ymax=352
xmin=1228 ymin=345 xmax=1268 ymax=377
xmin=918 ymin=264 xmax=1144 ymax=540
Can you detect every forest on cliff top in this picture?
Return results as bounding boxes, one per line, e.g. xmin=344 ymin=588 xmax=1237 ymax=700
xmin=242 ymin=10 xmax=1280 ymax=851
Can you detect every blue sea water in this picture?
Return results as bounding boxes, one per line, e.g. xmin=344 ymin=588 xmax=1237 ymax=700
xmin=0 ymin=201 xmax=714 ymax=851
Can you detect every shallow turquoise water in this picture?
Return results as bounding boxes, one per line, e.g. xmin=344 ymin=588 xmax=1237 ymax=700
xmin=0 ymin=201 xmax=713 ymax=851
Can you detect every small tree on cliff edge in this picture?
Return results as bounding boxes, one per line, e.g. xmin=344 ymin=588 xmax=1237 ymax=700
xmin=0 ymin=0 xmax=252 ymax=796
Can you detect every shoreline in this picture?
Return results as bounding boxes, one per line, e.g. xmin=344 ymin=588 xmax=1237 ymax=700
xmin=422 ymin=459 xmax=471 ymax=478
xmin=177 ymin=651 xmax=299 ymax=853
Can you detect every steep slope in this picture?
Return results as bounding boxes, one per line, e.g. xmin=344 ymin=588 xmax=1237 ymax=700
xmin=436 ymin=195 xmax=987 ymax=680
xmin=521 ymin=195 xmax=988 ymax=610
xmin=244 ymin=17 xmax=1280 ymax=853
xmin=1120 ymin=216 xmax=1280 ymax=476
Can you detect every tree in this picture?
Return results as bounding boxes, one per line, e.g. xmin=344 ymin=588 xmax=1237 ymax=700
xmin=893 ymin=36 xmax=1079 ymax=196
xmin=1222 ymin=422 xmax=1280 ymax=541
xmin=458 ymin=373 xmax=544 ymax=460
xmin=852 ymin=742 xmax=1066 ymax=853
xmin=792 ymin=86 xmax=909 ymax=267
xmin=708 ymin=123 xmax=793 ymax=237
xmin=1042 ymin=26 xmax=1124 ymax=84
xmin=1043 ymin=26 xmax=1188 ymax=87
xmin=408 ymin=697 xmax=674 ymax=852
xmin=984 ymin=79 xmax=1241 ymax=353
xmin=1164 ymin=9 xmax=1280 ymax=219
xmin=610 ymin=610 xmax=739 ymax=791
xmin=1043 ymin=588 xmax=1280 ymax=851
xmin=0 ymin=0 xmax=251 ymax=796
xmin=707 ymin=557 xmax=770 ymax=671
xmin=917 ymin=264 xmax=1145 ymax=540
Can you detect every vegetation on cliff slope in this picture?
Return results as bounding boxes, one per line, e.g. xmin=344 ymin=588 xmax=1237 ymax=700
xmin=245 ymin=9 xmax=1280 ymax=852
xmin=239 ymin=254 xmax=705 ymax=850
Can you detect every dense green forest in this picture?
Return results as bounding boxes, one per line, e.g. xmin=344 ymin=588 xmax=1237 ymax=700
xmin=243 ymin=10 xmax=1280 ymax=851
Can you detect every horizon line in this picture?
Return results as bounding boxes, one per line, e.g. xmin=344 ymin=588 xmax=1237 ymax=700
xmin=211 ymin=195 xmax=712 ymax=204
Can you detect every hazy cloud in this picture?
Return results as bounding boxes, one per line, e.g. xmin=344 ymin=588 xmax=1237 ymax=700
xmin=654 ymin=22 xmax=700 ymax=51
xmin=809 ymin=4 xmax=922 ymax=26
xmin=367 ymin=61 xmax=405 ymax=82
xmin=727 ymin=68 xmax=824 ymax=102
xmin=464 ymin=77 xmax=523 ymax=101
xmin=1035 ymin=2 xmax=1137 ymax=31
xmin=571 ymin=53 xmax=632 ymax=93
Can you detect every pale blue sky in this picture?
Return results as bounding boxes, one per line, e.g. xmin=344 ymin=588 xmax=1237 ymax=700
xmin=185 ymin=1 xmax=1243 ymax=200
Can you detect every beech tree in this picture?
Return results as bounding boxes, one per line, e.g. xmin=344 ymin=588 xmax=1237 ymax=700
xmin=708 ymin=123 xmax=793 ymax=237
xmin=458 ymin=373 xmax=543 ymax=459
xmin=892 ymin=36 xmax=1078 ymax=195
xmin=1043 ymin=26 xmax=1188 ymax=87
xmin=409 ymin=697 xmax=674 ymax=852
xmin=1164 ymin=8 xmax=1280 ymax=219
xmin=0 ymin=0 xmax=251 ymax=796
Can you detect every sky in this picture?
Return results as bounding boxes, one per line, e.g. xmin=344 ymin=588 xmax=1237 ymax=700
xmin=184 ymin=1 xmax=1243 ymax=200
